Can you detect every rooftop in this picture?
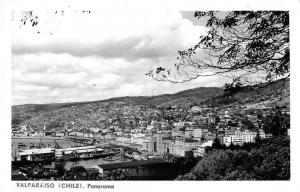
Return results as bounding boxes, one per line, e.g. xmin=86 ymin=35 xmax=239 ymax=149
xmin=55 ymin=145 xmax=103 ymax=152
xmin=18 ymin=148 xmax=54 ymax=156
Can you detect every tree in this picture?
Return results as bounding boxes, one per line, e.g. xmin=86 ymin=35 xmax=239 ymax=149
xmin=147 ymin=11 xmax=289 ymax=93
xmin=241 ymin=118 xmax=255 ymax=130
xmin=14 ymin=9 xmax=92 ymax=35
xmin=176 ymin=137 xmax=290 ymax=180
xmin=263 ymin=106 xmax=287 ymax=136
xmin=212 ymin=137 xmax=225 ymax=149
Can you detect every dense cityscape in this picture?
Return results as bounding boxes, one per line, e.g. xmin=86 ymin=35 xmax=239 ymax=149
xmin=11 ymin=93 xmax=290 ymax=180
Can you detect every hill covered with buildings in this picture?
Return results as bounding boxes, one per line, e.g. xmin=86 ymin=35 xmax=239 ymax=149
xmin=12 ymin=81 xmax=289 ymax=133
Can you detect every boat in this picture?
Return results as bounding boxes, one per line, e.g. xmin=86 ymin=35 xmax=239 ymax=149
xmin=38 ymin=143 xmax=45 ymax=148
xmin=18 ymin=142 xmax=26 ymax=148
xmin=55 ymin=151 xmax=119 ymax=162
xmin=29 ymin=143 xmax=35 ymax=148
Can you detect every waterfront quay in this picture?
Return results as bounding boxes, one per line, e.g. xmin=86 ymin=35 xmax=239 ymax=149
xmin=11 ymin=105 xmax=290 ymax=180
xmin=11 ymin=135 xmax=194 ymax=180
xmin=12 ymin=136 xmax=122 ymax=163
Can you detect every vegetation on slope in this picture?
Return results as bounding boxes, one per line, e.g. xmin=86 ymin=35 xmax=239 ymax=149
xmin=176 ymin=136 xmax=290 ymax=180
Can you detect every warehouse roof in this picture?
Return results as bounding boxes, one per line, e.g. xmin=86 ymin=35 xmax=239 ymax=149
xmin=55 ymin=145 xmax=104 ymax=152
xmin=18 ymin=148 xmax=54 ymax=156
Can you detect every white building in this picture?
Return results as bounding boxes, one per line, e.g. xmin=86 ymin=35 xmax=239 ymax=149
xmin=223 ymin=129 xmax=257 ymax=146
xmin=171 ymin=130 xmax=184 ymax=137
xmin=194 ymin=129 xmax=202 ymax=139
xmin=131 ymin=137 xmax=148 ymax=145
xmin=194 ymin=141 xmax=213 ymax=157
xmin=168 ymin=139 xmax=199 ymax=157
xmin=242 ymin=130 xmax=257 ymax=143
xmin=223 ymin=136 xmax=233 ymax=146
xmin=184 ymin=128 xmax=194 ymax=139
xmin=116 ymin=136 xmax=131 ymax=145
xmin=142 ymin=141 xmax=150 ymax=151
xmin=259 ymin=129 xmax=266 ymax=139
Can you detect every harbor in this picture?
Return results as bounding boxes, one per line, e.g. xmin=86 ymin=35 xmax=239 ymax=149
xmin=11 ymin=136 xmax=130 ymax=170
xmin=11 ymin=136 xmax=182 ymax=180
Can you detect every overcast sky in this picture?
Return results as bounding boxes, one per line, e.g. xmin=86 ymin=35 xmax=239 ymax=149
xmin=12 ymin=8 xmax=225 ymax=105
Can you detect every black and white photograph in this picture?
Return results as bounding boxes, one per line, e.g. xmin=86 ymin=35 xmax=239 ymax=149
xmin=1 ymin=0 xmax=300 ymax=191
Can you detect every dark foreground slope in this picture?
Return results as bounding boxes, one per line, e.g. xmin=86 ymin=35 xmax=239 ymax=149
xmin=176 ymin=136 xmax=290 ymax=180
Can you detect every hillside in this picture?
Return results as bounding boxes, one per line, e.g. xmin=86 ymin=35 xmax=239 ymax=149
xmin=13 ymin=87 xmax=222 ymax=113
xmin=12 ymin=87 xmax=222 ymax=129
xmin=11 ymin=81 xmax=289 ymax=130
xmin=206 ymin=79 xmax=290 ymax=108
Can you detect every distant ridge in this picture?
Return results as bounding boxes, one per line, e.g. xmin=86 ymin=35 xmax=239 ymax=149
xmin=12 ymin=81 xmax=289 ymax=129
xmin=13 ymin=86 xmax=223 ymax=109
xmin=12 ymin=86 xmax=222 ymax=129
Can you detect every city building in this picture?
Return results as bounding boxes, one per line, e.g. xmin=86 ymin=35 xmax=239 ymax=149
xmin=184 ymin=128 xmax=194 ymax=139
xmin=93 ymin=159 xmax=176 ymax=180
xmin=149 ymin=133 xmax=164 ymax=154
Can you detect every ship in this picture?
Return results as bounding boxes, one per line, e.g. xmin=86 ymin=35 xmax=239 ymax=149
xmin=17 ymin=142 xmax=26 ymax=148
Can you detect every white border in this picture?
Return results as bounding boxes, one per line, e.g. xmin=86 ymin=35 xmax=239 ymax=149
xmin=1 ymin=0 xmax=300 ymax=192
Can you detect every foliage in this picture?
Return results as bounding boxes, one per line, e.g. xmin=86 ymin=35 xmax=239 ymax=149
xmin=223 ymin=80 xmax=244 ymax=96
xmin=176 ymin=137 xmax=290 ymax=180
xmin=241 ymin=118 xmax=255 ymax=130
xmin=147 ymin=11 xmax=289 ymax=94
xmin=15 ymin=9 xmax=92 ymax=35
xmin=211 ymin=137 xmax=226 ymax=149
xmin=12 ymin=118 xmax=23 ymax=128
xmin=263 ymin=107 xmax=289 ymax=136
